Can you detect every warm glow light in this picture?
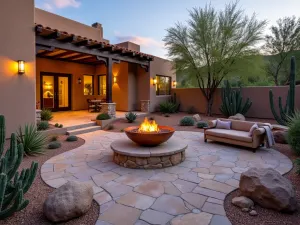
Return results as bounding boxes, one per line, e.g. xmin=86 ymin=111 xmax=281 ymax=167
xmin=114 ymin=76 xmax=117 ymax=83
xmin=173 ymin=80 xmax=177 ymax=87
xmin=138 ymin=117 xmax=160 ymax=133
xmin=153 ymin=78 xmax=157 ymax=85
xmin=18 ymin=60 xmax=25 ymax=74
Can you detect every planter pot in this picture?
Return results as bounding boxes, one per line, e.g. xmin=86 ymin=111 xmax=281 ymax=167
xmin=96 ymin=118 xmax=114 ymax=128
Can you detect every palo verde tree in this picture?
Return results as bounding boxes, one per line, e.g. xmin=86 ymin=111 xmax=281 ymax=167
xmin=164 ymin=1 xmax=267 ymax=115
xmin=264 ymin=16 xmax=300 ymax=85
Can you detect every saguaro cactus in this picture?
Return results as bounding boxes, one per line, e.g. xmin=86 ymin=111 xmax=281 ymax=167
xmin=269 ymin=56 xmax=296 ymax=125
xmin=219 ymin=80 xmax=252 ymax=117
xmin=0 ymin=115 xmax=38 ymax=219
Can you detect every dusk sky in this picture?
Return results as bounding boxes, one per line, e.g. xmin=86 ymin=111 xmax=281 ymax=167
xmin=35 ymin=0 xmax=300 ymax=58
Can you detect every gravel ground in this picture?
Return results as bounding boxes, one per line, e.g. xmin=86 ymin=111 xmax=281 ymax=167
xmin=1 ymin=135 xmax=100 ymax=225
xmin=224 ymin=143 xmax=300 ymax=225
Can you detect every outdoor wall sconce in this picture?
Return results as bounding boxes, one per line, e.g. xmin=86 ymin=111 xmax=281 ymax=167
xmin=77 ymin=78 xmax=82 ymax=84
xmin=153 ymin=78 xmax=157 ymax=86
xmin=114 ymin=76 xmax=117 ymax=84
xmin=172 ymin=80 xmax=177 ymax=88
xmin=18 ymin=60 xmax=25 ymax=75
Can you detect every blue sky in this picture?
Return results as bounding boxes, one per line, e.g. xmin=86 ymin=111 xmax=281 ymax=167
xmin=35 ymin=0 xmax=300 ymax=58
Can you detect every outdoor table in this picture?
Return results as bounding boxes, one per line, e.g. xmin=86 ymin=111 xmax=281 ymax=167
xmin=90 ymin=99 xmax=102 ymax=112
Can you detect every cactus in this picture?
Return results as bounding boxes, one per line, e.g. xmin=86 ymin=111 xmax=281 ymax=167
xmin=219 ymin=81 xmax=252 ymax=117
xmin=269 ymin=56 xmax=296 ymax=125
xmin=0 ymin=115 xmax=38 ymax=219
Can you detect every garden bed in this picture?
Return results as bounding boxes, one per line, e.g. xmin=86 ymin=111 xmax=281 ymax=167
xmin=2 ymin=135 xmax=100 ymax=225
xmin=224 ymin=143 xmax=300 ymax=225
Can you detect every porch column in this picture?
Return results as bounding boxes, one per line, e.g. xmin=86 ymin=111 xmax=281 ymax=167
xmin=106 ymin=57 xmax=113 ymax=103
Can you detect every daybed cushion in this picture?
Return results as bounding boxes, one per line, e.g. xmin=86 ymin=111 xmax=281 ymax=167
xmin=216 ymin=119 xmax=231 ymax=129
xmin=205 ymin=129 xmax=252 ymax=143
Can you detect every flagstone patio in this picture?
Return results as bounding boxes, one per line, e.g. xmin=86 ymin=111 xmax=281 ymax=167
xmin=40 ymin=131 xmax=293 ymax=225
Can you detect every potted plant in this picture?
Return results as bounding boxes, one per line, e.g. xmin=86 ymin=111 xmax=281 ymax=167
xmin=96 ymin=113 xmax=113 ymax=128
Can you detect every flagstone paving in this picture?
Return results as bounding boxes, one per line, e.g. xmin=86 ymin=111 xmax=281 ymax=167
xmin=41 ymin=130 xmax=293 ymax=225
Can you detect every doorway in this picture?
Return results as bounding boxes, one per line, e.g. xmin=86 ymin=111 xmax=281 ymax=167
xmin=40 ymin=72 xmax=71 ymax=111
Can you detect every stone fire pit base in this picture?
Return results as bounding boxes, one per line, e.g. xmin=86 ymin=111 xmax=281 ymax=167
xmin=110 ymin=137 xmax=187 ymax=169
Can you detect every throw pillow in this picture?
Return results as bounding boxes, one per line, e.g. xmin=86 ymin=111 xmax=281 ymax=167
xmin=249 ymin=123 xmax=258 ymax=137
xmin=216 ymin=119 xmax=231 ymax=129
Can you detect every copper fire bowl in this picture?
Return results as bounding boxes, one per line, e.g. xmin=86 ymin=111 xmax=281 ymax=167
xmin=124 ymin=125 xmax=175 ymax=147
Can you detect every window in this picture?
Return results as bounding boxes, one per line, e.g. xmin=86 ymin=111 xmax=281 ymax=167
xmin=83 ymin=75 xmax=94 ymax=95
xmin=98 ymin=75 xmax=107 ymax=95
xmin=156 ymin=75 xmax=171 ymax=95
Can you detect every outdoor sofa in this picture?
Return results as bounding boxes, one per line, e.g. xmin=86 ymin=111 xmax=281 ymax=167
xmin=204 ymin=119 xmax=272 ymax=152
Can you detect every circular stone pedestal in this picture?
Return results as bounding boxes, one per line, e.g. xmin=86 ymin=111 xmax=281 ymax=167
xmin=110 ymin=137 xmax=188 ymax=169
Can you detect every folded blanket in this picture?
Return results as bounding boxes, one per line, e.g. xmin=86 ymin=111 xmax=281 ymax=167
xmin=262 ymin=125 xmax=275 ymax=148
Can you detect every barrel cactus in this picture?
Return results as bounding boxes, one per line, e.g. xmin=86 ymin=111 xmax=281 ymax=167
xmin=219 ymin=81 xmax=252 ymax=117
xmin=0 ymin=115 xmax=38 ymax=219
xmin=269 ymin=56 xmax=296 ymax=126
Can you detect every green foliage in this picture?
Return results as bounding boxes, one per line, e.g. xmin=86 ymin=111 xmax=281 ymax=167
xmin=41 ymin=109 xmax=53 ymax=121
xmin=164 ymin=2 xmax=266 ymax=115
xmin=48 ymin=141 xmax=61 ymax=149
xmin=269 ymin=57 xmax=296 ymax=125
xmin=295 ymin=158 xmax=300 ymax=175
xmin=219 ymin=81 xmax=252 ymax=117
xmin=125 ymin=112 xmax=137 ymax=123
xmin=66 ymin=135 xmax=78 ymax=142
xmin=49 ymin=135 xmax=58 ymax=142
xmin=37 ymin=121 xmax=49 ymax=131
xmin=196 ymin=121 xmax=208 ymax=128
xmin=0 ymin=115 xmax=38 ymax=219
xmin=287 ymin=111 xmax=300 ymax=155
xmin=159 ymin=102 xmax=177 ymax=114
xmin=55 ymin=123 xmax=59 ymax=127
xmin=187 ymin=106 xmax=196 ymax=114
xmin=96 ymin=113 xmax=111 ymax=120
xmin=17 ymin=124 xmax=47 ymax=156
xmin=58 ymin=124 xmax=63 ymax=128
xmin=179 ymin=116 xmax=195 ymax=126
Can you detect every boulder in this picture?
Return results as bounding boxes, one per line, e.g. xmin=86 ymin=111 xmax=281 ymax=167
xmin=44 ymin=181 xmax=93 ymax=222
xmin=193 ymin=114 xmax=201 ymax=122
xmin=228 ymin=113 xmax=245 ymax=121
xmin=273 ymin=130 xmax=288 ymax=144
xmin=240 ymin=168 xmax=297 ymax=212
xmin=232 ymin=196 xmax=254 ymax=209
xmin=249 ymin=210 xmax=258 ymax=216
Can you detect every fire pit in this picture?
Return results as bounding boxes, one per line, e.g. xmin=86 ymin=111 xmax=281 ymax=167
xmin=124 ymin=117 xmax=175 ymax=146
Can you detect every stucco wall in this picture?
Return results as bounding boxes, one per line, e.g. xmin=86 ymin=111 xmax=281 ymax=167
xmin=128 ymin=64 xmax=138 ymax=111
xmin=149 ymin=57 xmax=176 ymax=112
xmin=0 ymin=0 xmax=36 ymax=137
xmin=35 ymin=8 xmax=105 ymax=42
xmin=172 ymin=86 xmax=300 ymax=119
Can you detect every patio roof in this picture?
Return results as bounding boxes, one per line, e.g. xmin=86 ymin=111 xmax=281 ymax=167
xmin=35 ymin=24 xmax=154 ymax=66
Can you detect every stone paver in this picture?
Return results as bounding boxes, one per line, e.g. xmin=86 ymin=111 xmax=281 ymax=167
xmin=41 ymin=130 xmax=292 ymax=225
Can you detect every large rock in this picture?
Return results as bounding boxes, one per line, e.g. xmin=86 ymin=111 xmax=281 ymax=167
xmin=232 ymin=196 xmax=254 ymax=209
xmin=193 ymin=114 xmax=201 ymax=122
xmin=240 ymin=168 xmax=297 ymax=212
xmin=44 ymin=181 xmax=93 ymax=222
xmin=228 ymin=113 xmax=245 ymax=121
xmin=273 ymin=130 xmax=288 ymax=144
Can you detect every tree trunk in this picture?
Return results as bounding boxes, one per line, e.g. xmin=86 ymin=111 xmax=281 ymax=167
xmin=206 ymin=96 xmax=214 ymax=116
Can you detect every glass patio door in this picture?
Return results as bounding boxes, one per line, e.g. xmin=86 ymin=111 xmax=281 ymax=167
xmin=41 ymin=73 xmax=71 ymax=111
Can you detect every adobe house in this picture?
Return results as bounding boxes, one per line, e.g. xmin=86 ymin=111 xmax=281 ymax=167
xmin=0 ymin=0 xmax=176 ymax=137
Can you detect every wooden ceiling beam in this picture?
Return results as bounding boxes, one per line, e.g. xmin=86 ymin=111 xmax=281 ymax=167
xmin=60 ymin=35 xmax=77 ymax=43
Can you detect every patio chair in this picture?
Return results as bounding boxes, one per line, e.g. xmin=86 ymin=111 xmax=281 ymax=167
xmin=87 ymin=99 xmax=96 ymax=112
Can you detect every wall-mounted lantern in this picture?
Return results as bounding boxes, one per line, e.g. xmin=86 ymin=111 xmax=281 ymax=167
xmin=18 ymin=60 xmax=25 ymax=75
xmin=114 ymin=76 xmax=117 ymax=84
xmin=77 ymin=78 xmax=82 ymax=84
xmin=172 ymin=80 xmax=177 ymax=88
xmin=153 ymin=78 xmax=157 ymax=86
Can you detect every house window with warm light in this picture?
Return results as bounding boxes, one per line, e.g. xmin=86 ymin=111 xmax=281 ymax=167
xmin=98 ymin=75 xmax=106 ymax=96
xmin=83 ymin=75 xmax=94 ymax=95
xmin=156 ymin=75 xmax=171 ymax=96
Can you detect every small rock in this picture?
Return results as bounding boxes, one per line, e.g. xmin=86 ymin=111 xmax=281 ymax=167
xmin=229 ymin=113 xmax=245 ymax=121
xmin=192 ymin=209 xmax=201 ymax=214
xmin=242 ymin=208 xmax=250 ymax=212
xmin=249 ymin=210 xmax=258 ymax=216
xmin=232 ymin=196 xmax=254 ymax=209
xmin=273 ymin=130 xmax=288 ymax=144
xmin=193 ymin=114 xmax=201 ymax=122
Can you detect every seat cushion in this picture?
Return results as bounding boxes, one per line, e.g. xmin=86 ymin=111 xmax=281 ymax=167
xmin=205 ymin=128 xmax=253 ymax=143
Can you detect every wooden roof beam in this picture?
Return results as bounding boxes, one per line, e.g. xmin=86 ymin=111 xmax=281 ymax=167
xmin=74 ymin=39 xmax=91 ymax=46
xmin=60 ymin=35 xmax=77 ymax=43
xmin=44 ymin=30 xmax=61 ymax=39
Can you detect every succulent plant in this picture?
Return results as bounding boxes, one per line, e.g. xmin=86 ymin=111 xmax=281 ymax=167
xmin=196 ymin=121 xmax=208 ymax=128
xmin=179 ymin=116 xmax=195 ymax=126
xmin=48 ymin=141 xmax=61 ymax=149
xmin=37 ymin=121 xmax=49 ymax=131
xmin=125 ymin=112 xmax=137 ymax=123
xmin=96 ymin=113 xmax=111 ymax=120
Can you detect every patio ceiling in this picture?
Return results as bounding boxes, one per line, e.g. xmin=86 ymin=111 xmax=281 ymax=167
xmin=35 ymin=24 xmax=154 ymax=66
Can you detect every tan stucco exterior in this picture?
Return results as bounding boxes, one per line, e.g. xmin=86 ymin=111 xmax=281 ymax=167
xmin=0 ymin=0 xmax=36 ymax=137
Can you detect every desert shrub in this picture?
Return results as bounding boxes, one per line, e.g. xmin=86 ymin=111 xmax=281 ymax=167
xmin=179 ymin=116 xmax=195 ymax=126
xmin=41 ymin=109 xmax=53 ymax=121
xmin=37 ymin=121 xmax=49 ymax=130
xmin=17 ymin=124 xmax=47 ymax=156
xmin=48 ymin=141 xmax=61 ymax=149
xmin=295 ymin=158 xmax=300 ymax=175
xmin=287 ymin=112 xmax=300 ymax=155
xmin=125 ymin=112 xmax=137 ymax=123
xmin=187 ymin=106 xmax=196 ymax=114
xmin=159 ymin=101 xmax=177 ymax=114
xmin=96 ymin=113 xmax=111 ymax=120
xmin=197 ymin=121 xmax=208 ymax=128
xmin=66 ymin=135 xmax=78 ymax=142
xmin=49 ymin=135 xmax=58 ymax=142
xmin=58 ymin=124 xmax=63 ymax=128
xmin=55 ymin=123 xmax=59 ymax=127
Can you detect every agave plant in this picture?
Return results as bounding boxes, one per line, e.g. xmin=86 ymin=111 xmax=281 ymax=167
xmin=287 ymin=111 xmax=300 ymax=156
xmin=17 ymin=124 xmax=47 ymax=156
